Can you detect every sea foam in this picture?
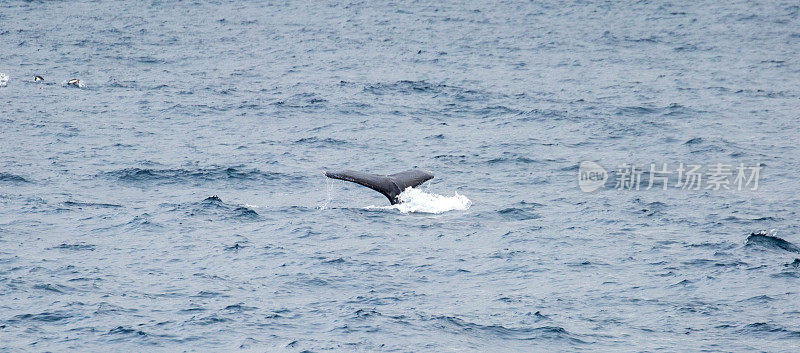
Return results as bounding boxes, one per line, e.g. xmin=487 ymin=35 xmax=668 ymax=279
xmin=367 ymin=187 xmax=471 ymax=214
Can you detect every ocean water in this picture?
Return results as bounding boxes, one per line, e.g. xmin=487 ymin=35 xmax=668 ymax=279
xmin=1 ymin=0 xmax=799 ymax=351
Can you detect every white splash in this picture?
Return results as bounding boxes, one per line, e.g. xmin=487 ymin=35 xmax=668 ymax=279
xmin=63 ymin=79 xmax=85 ymax=88
xmin=0 ymin=73 xmax=8 ymax=87
xmin=367 ymin=187 xmax=471 ymax=214
xmin=318 ymin=177 xmax=334 ymax=210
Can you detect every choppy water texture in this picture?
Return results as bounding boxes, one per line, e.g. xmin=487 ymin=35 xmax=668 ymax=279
xmin=1 ymin=1 xmax=800 ymax=351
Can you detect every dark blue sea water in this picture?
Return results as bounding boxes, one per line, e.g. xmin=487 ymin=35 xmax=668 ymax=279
xmin=2 ymin=1 xmax=800 ymax=351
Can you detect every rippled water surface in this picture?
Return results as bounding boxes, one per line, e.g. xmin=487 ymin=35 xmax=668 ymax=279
xmin=1 ymin=1 xmax=800 ymax=351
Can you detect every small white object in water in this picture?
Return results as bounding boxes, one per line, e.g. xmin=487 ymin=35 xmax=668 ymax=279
xmin=0 ymin=73 xmax=8 ymax=87
xmin=67 ymin=78 xmax=81 ymax=87
xmin=34 ymin=75 xmax=44 ymax=82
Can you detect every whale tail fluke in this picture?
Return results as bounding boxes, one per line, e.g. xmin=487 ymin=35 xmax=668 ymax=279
xmin=324 ymin=169 xmax=434 ymax=204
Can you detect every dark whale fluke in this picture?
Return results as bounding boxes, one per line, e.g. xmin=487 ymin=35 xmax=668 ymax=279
xmin=324 ymin=169 xmax=434 ymax=205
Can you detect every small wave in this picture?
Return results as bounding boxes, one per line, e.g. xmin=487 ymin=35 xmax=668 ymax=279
xmin=224 ymin=243 xmax=246 ymax=251
xmin=96 ymin=213 xmax=164 ymax=233
xmin=271 ymin=92 xmax=327 ymax=108
xmin=188 ymin=195 xmax=259 ymax=221
xmin=364 ymin=80 xmax=448 ymax=95
xmin=12 ymin=311 xmax=72 ymax=322
xmin=434 ymin=154 xmax=468 ymax=163
xmin=188 ymin=315 xmax=231 ymax=326
xmin=497 ymin=201 xmax=543 ymax=220
xmin=107 ymin=326 xmax=148 ymax=336
xmin=222 ymin=303 xmax=258 ymax=312
xmin=487 ymin=156 xmax=539 ymax=165
xmin=63 ymin=201 xmax=122 ymax=209
xmin=430 ymin=316 xmax=584 ymax=343
xmin=294 ymin=137 xmax=347 ymax=146
xmin=366 ymin=187 xmax=471 ymax=214
xmin=498 ymin=207 xmax=541 ymax=220
xmin=0 ymin=172 xmax=29 ymax=183
xmin=616 ymin=103 xmax=700 ymax=118
xmin=475 ymin=105 xmax=524 ymax=118
xmin=738 ymin=322 xmax=800 ymax=338
xmin=105 ymin=166 xmax=284 ymax=185
xmin=32 ymin=283 xmax=72 ymax=293
xmin=51 ymin=243 xmax=96 ymax=251
xmin=745 ymin=231 xmax=800 ymax=253
xmin=363 ymin=80 xmax=503 ymax=104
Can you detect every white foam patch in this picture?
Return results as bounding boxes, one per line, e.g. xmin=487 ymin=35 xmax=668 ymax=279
xmin=367 ymin=187 xmax=471 ymax=214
